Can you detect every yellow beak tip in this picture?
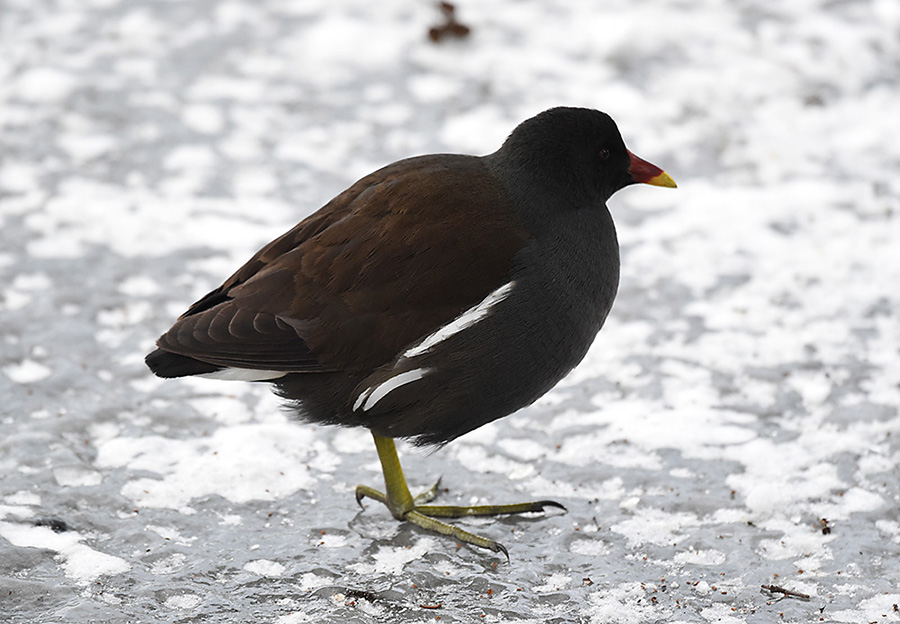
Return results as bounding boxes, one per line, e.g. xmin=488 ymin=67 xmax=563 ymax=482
xmin=647 ymin=171 xmax=677 ymax=188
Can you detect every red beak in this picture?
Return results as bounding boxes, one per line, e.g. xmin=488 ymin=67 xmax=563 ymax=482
xmin=627 ymin=150 xmax=677 ymax=188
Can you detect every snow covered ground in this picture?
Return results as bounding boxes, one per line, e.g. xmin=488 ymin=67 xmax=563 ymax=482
xmin=2 ymin=0 xmax=899 ymax=622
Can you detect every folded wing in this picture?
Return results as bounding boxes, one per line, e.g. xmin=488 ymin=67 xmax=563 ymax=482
xmin=150 ymin=155 xmax=530 ymax=376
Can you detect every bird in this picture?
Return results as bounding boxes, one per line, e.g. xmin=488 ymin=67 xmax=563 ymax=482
xmin=146 ymin=107 xmax=676 ymax=557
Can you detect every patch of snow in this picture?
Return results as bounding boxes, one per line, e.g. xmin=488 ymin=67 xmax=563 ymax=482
xmin=611 ymin=508 xmax=699 ymax=548
xmin=673 ymin=549 xmax=726 ymax=566
xmin=163 ymin=594 xmax=202 ymax=610
xmin=182 ymin=103 xmax=225 ymax=135
xmin=297 ymin=571 xmax=334 ymax=592
xmin=582 ymin=582 xmax=666 ymax=624
xmin=0 ymin=522 xmax=130 ymax=583
xmin=533 ymin=572 xmax=572 ymax=593
xmin=94 ymin=424 xmax=320 ymax=510
xmin=244 ymin=559 xmax=286 ymax=577
xmin=53 ymin=467 xmax=103 ymax=487
xmin=4 ymin=359 xmax=52 ymax=383
xmin=569 ymin=538 xmax=611 ymax=557
xmin=12 ymin=67 xmax=78 ymax=102
xmin=347 ymin=538 xmax=434 ymax=576
xmin=149 ymin=553 xmax=188 ymax=575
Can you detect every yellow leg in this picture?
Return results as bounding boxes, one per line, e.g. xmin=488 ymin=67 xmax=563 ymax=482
xmin=354 ymin=433 xmax=566 ymax=559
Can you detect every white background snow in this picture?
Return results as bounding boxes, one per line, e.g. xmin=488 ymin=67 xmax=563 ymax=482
xmin=1 ymin=0 xmax=899 ymax=622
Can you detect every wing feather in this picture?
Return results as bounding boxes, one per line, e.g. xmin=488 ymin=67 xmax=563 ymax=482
xmin=154 ymin=154 xmax=529 ymax=374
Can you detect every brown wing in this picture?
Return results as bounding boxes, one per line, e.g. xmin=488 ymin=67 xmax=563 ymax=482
xmin=155 ymin=154 xmax=530 ymax=373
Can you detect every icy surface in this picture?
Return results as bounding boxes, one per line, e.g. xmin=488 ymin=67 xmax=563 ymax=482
xmin=2 ymin=0 xmax=899 ymax=622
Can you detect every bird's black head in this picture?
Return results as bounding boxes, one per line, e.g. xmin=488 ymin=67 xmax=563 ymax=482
xmin=488 ymin=107 xmax=675 ymax=210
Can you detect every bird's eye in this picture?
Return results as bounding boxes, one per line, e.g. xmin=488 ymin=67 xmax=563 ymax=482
xmin=599 ymin=148 xmax=610 ymax=160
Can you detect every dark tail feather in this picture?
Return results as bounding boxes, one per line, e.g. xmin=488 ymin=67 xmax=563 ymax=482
xmin=145 ymin=349 xmax=222 ymax=378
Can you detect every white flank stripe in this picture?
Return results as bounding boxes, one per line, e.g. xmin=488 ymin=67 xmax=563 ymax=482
xmin=403 ymin=281 xmax=515 ymax=359
xmin=352 ymin=388 xmax=372 ymax=412
xmin=356 ymin=368 xmax=430 ymax=412
xmin=199 ymin=368 xmax=288 ymax=382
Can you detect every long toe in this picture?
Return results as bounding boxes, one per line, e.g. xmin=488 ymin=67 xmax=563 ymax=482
xmin=404 ymin=510 xmax=510 ymax=560
xmin=414 ymin=499 xmax=567 ymax=518
xmin=355 ymin=484 xmax=387 ymax=508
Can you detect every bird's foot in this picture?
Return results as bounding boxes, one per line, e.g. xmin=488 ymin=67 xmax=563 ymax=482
xmin=354 ymin=481 xmax=565 ymax=560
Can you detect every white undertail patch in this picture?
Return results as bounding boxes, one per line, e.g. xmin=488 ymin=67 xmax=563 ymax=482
xmin=199 ymin=368 xmax=288 ymax=382
xmin=403 ymin=281 xmax=515 ymax=359
xmin=353 ymin=368 xmax=431 ymax=412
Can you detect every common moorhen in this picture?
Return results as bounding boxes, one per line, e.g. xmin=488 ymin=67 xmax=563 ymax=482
xmin=146 ymin=107 xmax=676 ymax=557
